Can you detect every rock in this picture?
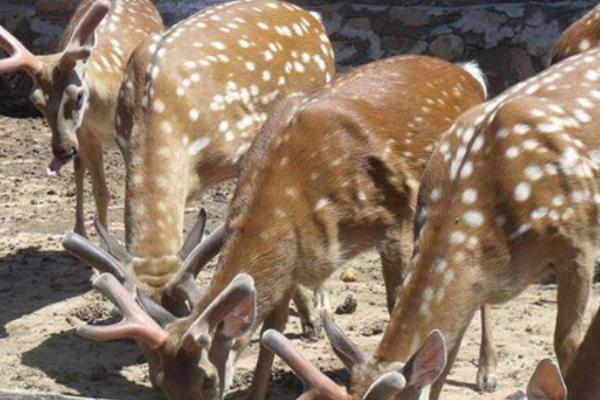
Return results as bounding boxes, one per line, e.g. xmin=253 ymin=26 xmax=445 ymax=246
xmin=335 ymin=294 xmax=357 ymax=315
xmin=429 ymin=34 xmax=464 ymax=60
xmin=389 ymin=8 xmax=430 ymax=27
xmin=35 ymin=0 xmax=79 ymax=14
xmin=340 ymin=267 xmax=358 ymax=282
xmin=361 ymin=319 xmax=385 ymax=336
xmin=347 ymin=17 xmax=370 ymax=30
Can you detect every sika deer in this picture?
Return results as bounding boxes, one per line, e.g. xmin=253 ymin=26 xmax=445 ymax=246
xmin=64 ymin=0 xmax=336 ymax=334
xmin=74 ymin=54 xmax=486 ymax=400
xmin=552 ymin=3 xmax=600 ymax=64
xmin=0 ymin=0 xmax=163 ymax=235
xmin=277 ymin=43 xmax=600 ymax=400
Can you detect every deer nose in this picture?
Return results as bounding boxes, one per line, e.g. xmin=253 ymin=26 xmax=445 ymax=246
xmin=54 ymin=146 xmax=77 ymax=160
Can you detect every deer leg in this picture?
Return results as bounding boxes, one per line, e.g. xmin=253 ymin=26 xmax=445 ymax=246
xmin=377 ymin=225 xmax=411 ymax=313
xmin=248 ymin=296 xmax=291 ymax=400
xmin=292 ymin=285 xmax=322 ymax=340
xmin=74 ymin=155 xmax=87 ymax=237
xmin=554 ymin=257 xmax=592 ymax=373
xmin=476 ymin=305 xmax=498 ymax=392
xmin=429 ymin=314 xmax=472 ymax=400
xmin=80 ymin=135 xmax=109 ymax=228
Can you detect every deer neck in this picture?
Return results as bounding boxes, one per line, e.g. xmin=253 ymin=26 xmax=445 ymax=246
xmin=82 ymin=74 xmax=119 ymax=137
xmin=125 ymin=119 xmax=190 ymax=263
xmin=203 ymin=219 xmax=299 ymax=325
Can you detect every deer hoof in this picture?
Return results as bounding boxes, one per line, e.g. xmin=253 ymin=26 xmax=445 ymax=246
xmin=74 ymin=223 xmax=88 ymax=238
xmin=301 ymin=318 xmax=323 ymax=342
xmin=476 ymin=368 xmax=497 ymax=393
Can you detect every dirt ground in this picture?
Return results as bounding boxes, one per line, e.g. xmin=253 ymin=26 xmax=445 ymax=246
xmin=0 ymin=114 xmax=598 ymax=400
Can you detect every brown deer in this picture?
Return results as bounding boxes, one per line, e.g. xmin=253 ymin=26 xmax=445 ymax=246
xmin=271 ymin=44 xmax=600 ymax=400
xmin=0 ymin=0 xmax=164 ymax=236
xmin=552 ymin=3 xmax=600 ymax=64
xmin=63 ymin=0 xmax=336 ymax=335
xmin=72 ymin=54 xmax=486 ymax=400
xmin=264 ymin=325 xmax=568 ymax=400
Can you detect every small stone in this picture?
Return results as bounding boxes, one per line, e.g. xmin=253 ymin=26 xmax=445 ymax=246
xmin=361 ymin=320 xmax=386 ymax=336
xmin=340 ymin=267 xmax=358 ymax=283
xmin=335 ymin=294 xmax=357 ymax=315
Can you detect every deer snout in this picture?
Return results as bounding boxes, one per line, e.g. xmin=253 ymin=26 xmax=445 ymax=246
xmin=52 ymin=133 xmax=79 ymax=161
xmin=53 ymin=145 xmax=77 ymax=160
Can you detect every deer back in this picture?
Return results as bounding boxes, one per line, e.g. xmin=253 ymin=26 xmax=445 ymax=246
xmin=208 ymin=55 xmax=487 ymax=324
xmin=552 ymin=4 xmax=600 ymax=64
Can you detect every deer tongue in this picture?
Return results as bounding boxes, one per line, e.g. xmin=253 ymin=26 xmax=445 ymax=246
xmin=46 ymin=156 xmax=67 ymax=177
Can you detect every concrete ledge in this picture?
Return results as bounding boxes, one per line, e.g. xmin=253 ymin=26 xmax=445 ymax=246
xmin=0 ymin=390 xmax=109 ymax=400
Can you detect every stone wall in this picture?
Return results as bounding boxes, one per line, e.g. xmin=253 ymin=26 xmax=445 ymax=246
xmin=0 ymin=0 xmax=597 ymax=114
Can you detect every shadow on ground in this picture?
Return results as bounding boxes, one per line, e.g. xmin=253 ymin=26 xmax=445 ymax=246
xmin=0 ymin=247 xmax=92 ymax=338
xmin=21 ymin=330 xmax=162 ymax=400
xmin=228 ymin=366 xmax=347 ymax=400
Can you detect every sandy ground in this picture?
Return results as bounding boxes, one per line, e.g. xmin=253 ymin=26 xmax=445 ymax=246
xmin=0 ymin=114 xmax=598 ymax=400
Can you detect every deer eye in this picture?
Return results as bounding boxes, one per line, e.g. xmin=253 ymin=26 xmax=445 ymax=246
xmin=76 ymin=90 xmax=84 ymax=106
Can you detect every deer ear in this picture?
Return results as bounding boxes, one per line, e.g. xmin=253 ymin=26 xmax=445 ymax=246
xmin=182 ymin=274 xmax=256 ymax=351
xmin=220 ymin=282 xmax=256 ymax=339
xmin=403 ymin=330 xmax=447 ymax=390
xmin=59 ymin=0 xmax=109 ymax=70
xmin=526 ymin=359 xmax=566 ymax=400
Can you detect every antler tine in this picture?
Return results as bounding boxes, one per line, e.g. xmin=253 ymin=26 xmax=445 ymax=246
xmin=261 ymin=329 xmax=347 ymax=400
xmin=137 ymin=290 xmax=178 ymax=327
xmin=179 ymin=208 xmax=207 ymax=260
xmin=321 ymin=309 xmax=366 ymax=369
xmin=164 ymin=225 xmax=225 ymax=306
xmin=78 ymin=273 xmax=169 ymax=348
xmin=94 ymin=216 xmax=132 ymax=263
xmin=0 ymin=25 xmax=42 ymax=76
xmin=63 ymin=231 xmax=137 ymax=291
xmin=59 ymin=0 xmax=110 ymax=70
xmin=181 ymin=224 xmax=225 ymax=276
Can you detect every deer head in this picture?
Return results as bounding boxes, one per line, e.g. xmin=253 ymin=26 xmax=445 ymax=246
xmin=261 ymin=310 xmax=447 ymax=400
xmin=0 ymin=0 xmax=110 ymax=175
xmin=78 ymin=272 xmax=256 ymax=400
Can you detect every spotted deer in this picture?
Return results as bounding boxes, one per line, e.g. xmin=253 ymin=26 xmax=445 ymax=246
xmin=266 ymin=44 xmax=600 ymax=400
xmin=0 ymin=0 xmax=163 ymax=236
xmin=63 ymin=0 xmax=336 ymax=333
xmin=264 ymin=325 xmax=568 ymax=400
xmin=72 ymin=55 xmax=486 ymax=400
xmin=552 ymin=3 xmax=600 ymax=64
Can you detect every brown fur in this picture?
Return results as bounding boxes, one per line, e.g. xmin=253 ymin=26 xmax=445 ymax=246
xmin=27 ymin=0 xmax=163 ymax=235
xmin=115 ymin=0 xmax=335 ymax=297
xmin=184 ymin=55 xmax=485 ymax=399
xmin=552 ymin=4 xmax=600 ymax=64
